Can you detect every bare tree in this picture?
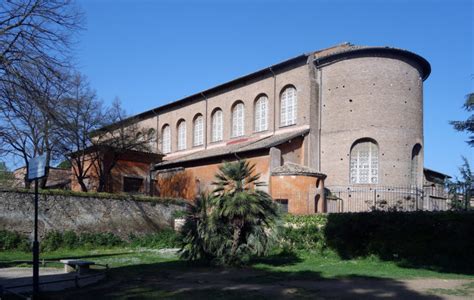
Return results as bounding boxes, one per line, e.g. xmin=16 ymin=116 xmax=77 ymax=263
xmin=0 ymin=0 xmax=82 ymax=186
xmin=91 ymin=99 xmax=158 ymax=192
xmin=0 ymin=75 xmax=61 ymax=188
xmin=51 ymin=73 xmax=104 ymax=192
xmin=52 ymin=76 xmax=158 ymax=192
xmin=0 ymin=0 xmax=82 ymax=107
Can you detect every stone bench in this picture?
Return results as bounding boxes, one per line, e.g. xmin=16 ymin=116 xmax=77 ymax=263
xmin=59 ymin=259 xmax=95 ymax=275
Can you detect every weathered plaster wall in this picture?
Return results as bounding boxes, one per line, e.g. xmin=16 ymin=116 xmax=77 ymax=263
xmin=0 ymin=191 xmax=185 ymax=239
xmin=157 ymin=154 xmax=271 ymax=200
xmin=270 ymin=175 xmax=324 ymax=215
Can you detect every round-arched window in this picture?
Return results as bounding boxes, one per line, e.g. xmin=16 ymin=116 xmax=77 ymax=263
xmin=350 ymin=139 xmax=379 ymax=184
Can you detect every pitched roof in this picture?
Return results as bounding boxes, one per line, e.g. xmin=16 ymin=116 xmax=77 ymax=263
xmin=272 ymin=162 xmax=326 ymax=178
xmin=154 ymin=128 xmax=310 ymax=169
xmin=104 ymin=43 xmax=430 ymax=132
xmin=423 ymin=168 xmax=452 ymax=179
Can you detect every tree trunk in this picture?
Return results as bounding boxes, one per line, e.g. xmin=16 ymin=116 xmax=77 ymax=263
xmin=230 ymin=218 xmax=243 ymax=257
xmin=77 ymin=178 xmax=88 ymax=192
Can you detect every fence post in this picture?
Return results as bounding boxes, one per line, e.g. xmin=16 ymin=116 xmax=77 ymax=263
xmin=415 ymin=187 xmax=419 ymax=211
xmin=373 ymin=189 xmax=377 ymax=211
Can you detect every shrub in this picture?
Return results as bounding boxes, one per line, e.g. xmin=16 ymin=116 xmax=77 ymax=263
xmin=0 ymin=229 xmax=181 ymax=252
xmin=0 ymin=188 xmax=188 ymax=206
xmin=78 ymin=232 xmax=124 ymax=248
xmin=40 ymin=231 xmax=124 ymax=251
xmin=278 ymin=215 xmax=328 ymax=252
xmin=0 ymin=230 xmax=30 ymax=251
xmin=324 ymin=211 xmax=474 ymax=270
xmin=129 ymin=229 xmax=180 ymax=248
xmin=41 ymin=231 xmax=64 ymax=252
xmin=280 ymin=212 xmax=474 ymax=273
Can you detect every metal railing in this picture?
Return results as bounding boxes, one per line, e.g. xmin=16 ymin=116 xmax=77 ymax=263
xmin=326 ymin=186 xmax=451 ymax=213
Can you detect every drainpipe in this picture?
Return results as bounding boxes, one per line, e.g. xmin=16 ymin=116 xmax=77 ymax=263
xmin=149 ymin=166 xmax=155 ymax=197
xmin=313 ymin=59 xmax=323 ymax=172
xmin=269 ymin=67 xmax=277 ymax=135
xmin=201 ymin=92 xmax=208 ymax=149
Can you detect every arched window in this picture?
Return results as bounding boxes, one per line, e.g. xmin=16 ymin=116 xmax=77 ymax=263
xmin=255 ymin=95 xmax=268 ymax=132
xmin=280 ymin=86 xmax=297 ymax=126
xmin=147 ymin=128 xmax=157 ymax=151
xmin=177 ymin=120 xmax=186 ymax=151
xmin=411 ymin=144 xmax=422 ymax=187
xmin=193 ymin=114 xmax=204 ymax=146
xmin=232 ymin=102 xmax=244 ymax=137
xmin=350 ymin=139 xmax=379 ymax=184
xmin=161 ymin=125 xmax=171 ymax=154
xmin=211 ymin=109 xmax=223 ymax=142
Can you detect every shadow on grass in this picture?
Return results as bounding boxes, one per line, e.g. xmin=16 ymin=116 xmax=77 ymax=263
xmin=251 ymin=250 xmax=303 ymax=266
xmin=41 ymin=259 xmax=444 ymax=300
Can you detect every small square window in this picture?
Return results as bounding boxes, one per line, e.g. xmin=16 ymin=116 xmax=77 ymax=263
xmin=123 ymin=177 xmax=143 ymax=193
xmin=275 ymin=199 xmax=289 ymax=214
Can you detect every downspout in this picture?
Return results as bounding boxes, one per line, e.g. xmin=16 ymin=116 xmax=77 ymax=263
xmin=269 ymin=67 xmax=277 ymax=135
xmin=314 ymin=59 xmax=323 ymax=172
xmin=318 ymin=67 xmax=322 ymax=171
xmin=201 ymin=92 xmax=208 ymax=149
xmin=149 ymin=109 xmax=160 ymax=196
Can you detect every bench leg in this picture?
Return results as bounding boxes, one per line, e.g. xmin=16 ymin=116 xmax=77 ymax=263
xmin=64 ymin=264 xmax=75 ymax=273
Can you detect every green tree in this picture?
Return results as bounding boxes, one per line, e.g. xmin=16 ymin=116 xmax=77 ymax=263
xmin=448 ymin=157 xmax=472 ymax=211
xmin=180 ymin=160 xmax=280 ymax=266
xmin=450 ymin=93 xmax=474 ymax=147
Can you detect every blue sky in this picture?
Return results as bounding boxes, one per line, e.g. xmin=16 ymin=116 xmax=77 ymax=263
xmin=75 ymin=0 xmax=473 ymax=178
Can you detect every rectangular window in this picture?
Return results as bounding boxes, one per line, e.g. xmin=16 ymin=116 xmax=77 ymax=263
xmin=123 ymin=177 xmax=143 ymax=193
xmin=275 ymin=199 xmax=289 ymax=214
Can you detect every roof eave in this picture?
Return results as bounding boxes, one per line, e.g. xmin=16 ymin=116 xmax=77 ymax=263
xmin=314 ymin=47 xmax=431 ymax=81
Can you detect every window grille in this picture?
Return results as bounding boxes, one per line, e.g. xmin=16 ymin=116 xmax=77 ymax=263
xmin=232 ymin=102 xmax=244 ymax=137
xmin=350 ymin=140 xmax=379 ymax=184
xmin=280 ymin=86 xmax=297 ymax=126
xmin=212 ymin=109 xmax=223 ymax=142
xmin=193 ymin=115 xmax=204 ymax=146
xmin=161 ymin=125 xmax=171 ymax=154
xmin=177 ymin=121 xmax=186 ymax=150
xmin=255 ymin=95 xmax=268 ymax=132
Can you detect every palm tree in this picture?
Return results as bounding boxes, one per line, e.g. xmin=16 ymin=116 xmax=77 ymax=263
xmin=212 ymin=160 xmax=279 ymax=264
xmin=179 ymin=160 xmax=280 ymax=266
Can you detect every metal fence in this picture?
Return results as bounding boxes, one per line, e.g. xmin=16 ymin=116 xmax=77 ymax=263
xmin=326 ymin=186 xmax=451 ymax=213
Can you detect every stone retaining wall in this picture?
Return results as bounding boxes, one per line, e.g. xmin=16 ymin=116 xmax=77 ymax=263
xmin=0 ymin=191 xmax=186 ymax=239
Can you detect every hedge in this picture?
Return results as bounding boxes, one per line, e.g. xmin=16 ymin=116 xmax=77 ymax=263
xmin=0 ymin=229 xmax=180 ymax=252
xmin=282 ymin=211 xmax=474 ymax=272
xmin=0 ymin=188 xmax=187 ymax=206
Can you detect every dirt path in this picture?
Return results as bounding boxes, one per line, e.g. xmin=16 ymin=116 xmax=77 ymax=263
xmin=152 ymin=269 xmax=474 ymax=299
xmin=57 ymin=267 xmax=474 ymax=299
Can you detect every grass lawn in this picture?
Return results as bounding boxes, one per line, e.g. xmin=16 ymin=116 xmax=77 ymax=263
xmin=1 ymin=248 xmax=473 ymax=299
